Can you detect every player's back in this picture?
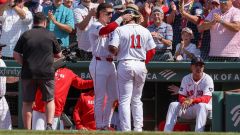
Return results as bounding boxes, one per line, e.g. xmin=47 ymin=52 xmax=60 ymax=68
xmin=114 ymin=23 xmax=155 ymax=61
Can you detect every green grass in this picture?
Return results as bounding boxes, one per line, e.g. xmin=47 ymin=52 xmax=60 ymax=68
xmin=0 ymin=130 xmax=240 ymax=135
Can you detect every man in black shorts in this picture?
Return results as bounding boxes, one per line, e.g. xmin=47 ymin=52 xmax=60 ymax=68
xmin=13 ymin=12 xmax=62 ymax=130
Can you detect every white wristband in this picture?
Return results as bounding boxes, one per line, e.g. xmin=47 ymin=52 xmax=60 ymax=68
xmin=115 ymin=17 xmax=123 ymax=26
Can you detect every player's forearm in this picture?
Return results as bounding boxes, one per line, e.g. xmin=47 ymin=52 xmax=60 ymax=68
xmin=99 ymin=17 xmax=123 ymax=36
xmin=72 ymin=78 xmax=94 ymax=89
xmin=108 ymin=45 xmax=118 ymax=56
xmin=178 ymin=94 xmax=187 ymax=104
xmin=145 ymin=48 xmax=156 ymax=64
xmin=192 ymin=95 xmax=211 ymax=104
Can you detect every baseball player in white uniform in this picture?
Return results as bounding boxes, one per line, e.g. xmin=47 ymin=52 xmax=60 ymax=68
xmin=88 ymin=3 xmax=132 ymax=130
xmin=0 ymin=44 xmax=12 ymax=130
xmin=108 ymin=8 xmax=156 ymax=131
xmin=164 ymin=57 xmax=214 ymax=132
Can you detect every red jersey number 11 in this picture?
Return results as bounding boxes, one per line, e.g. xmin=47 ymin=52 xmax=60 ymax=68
xmin=130 ymin=34 xmax=141 ymax=49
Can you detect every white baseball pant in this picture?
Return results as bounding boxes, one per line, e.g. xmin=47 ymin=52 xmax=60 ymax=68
xmin=32 ymin=110 xmax=64 ymax=130
xmin=117 ymin=60 xmax=147 ymax=132
xmin=89 ymin=58 xmax=118 ymax=129
xmin=164 ymin=102 xmax=211 ymax=132
xmin=0 ymin=97 xmax=12 ymax=130
xmin=111 ymin=111 xmax=120 ymax=130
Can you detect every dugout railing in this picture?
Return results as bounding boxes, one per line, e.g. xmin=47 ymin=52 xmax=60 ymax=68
xmin=2 ymin=60 xmax=240 ymax=131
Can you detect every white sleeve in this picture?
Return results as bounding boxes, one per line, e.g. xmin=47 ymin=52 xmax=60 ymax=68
xmin=202 ymin=76 xmax=214 ymax=96
xmin=73 ymin=8 xmax=84 ymax=24
xmin=88 ymin=22 xmax=103 ymax=37
xmin=108 ymin=28 xmax=120 ymax=48
xmin=178 ymin=77 xmax=188 ymax=96
xmin=146 ymin=31 xmax=156 ymax=51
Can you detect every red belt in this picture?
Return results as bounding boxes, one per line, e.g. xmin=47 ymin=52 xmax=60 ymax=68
xmin=95 ymin=57 xmax=113 ymax=62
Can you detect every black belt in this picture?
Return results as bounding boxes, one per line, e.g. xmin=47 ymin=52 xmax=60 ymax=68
xmin=123 ymin=59 xmax=145 ymax=62
xmin=0 ymin=96 xmax=4 ymax=100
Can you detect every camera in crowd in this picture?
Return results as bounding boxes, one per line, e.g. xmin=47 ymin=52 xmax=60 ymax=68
xmin=58 ymin=39 xmax=80 ymax=63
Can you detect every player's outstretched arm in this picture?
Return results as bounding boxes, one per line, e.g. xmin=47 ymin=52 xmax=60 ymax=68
xmin=99 ymin=14 xmax=132 ymax=36
xmin=72 ymin=76 xmax=94 ymax=90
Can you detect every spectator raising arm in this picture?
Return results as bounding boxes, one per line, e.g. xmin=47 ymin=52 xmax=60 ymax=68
xmin=179 ymin=0 xmax=201 ymax=25
xmin=12 ymin=4 xmax=26 ymax=19
xmin=197 ymin=20 xmax=216 ymax=31
xmin=75 ymin=8 xmax=96 ymax=31
xmin=48 ymin=10 xmax=73 ymax=33
xmin=166 ymin=1 xmax=177 ymax=24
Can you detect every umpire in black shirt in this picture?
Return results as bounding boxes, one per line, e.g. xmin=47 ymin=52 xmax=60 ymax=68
xmin=13 ymin=12 xmax=62 ymax=130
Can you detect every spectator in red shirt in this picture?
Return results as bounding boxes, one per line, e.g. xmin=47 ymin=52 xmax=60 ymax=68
xmin=73 ymin=89 xmax=95 ymax=130
xmin=32 ymin=58 xmax=94 ymax=130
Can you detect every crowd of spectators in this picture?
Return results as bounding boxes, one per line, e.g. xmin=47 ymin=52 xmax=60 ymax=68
xmin=0 ymin=0 xmax=240 ymax=61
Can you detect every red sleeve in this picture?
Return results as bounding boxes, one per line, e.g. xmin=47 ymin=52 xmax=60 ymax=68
xmin=73 ymin=96 xmax=84 ymax=130
xmin=71 ymin=73 xmax=94 ymax=90
xmin=145 ymin=48 xmax=156 ymax=64
xmin=192 ymin=95 xmax=212 ymax=104
xmin=178 ymin=94 xmax=187 ymax=104
xmin=99 ymin=22 xmax=119 ymax=36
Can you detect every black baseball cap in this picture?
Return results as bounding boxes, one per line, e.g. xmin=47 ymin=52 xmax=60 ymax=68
xmin=191 ymin=57 xmax=205 ymax=65
xmin=0 ymin=44 xmax=6 ymax=48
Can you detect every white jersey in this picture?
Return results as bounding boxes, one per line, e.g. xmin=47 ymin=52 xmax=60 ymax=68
xmin=74 ymin=3 xmax=98 ymax=52
xmin=88 ymin=21 xmax=113 ymax=57
xmin=0 ymin=59 xmax=6 ymax=97
xmin=179 ymin=73 xmax=214 ymax=104
xmin=109 ymin=24 xmax=156 ymax=61
xmin=175 ymin=43 xmax=201 ymax=61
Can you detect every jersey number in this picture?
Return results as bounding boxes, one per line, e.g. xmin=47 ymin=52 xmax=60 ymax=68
xmin=130 ymin=34 xmax=141 ymax=49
